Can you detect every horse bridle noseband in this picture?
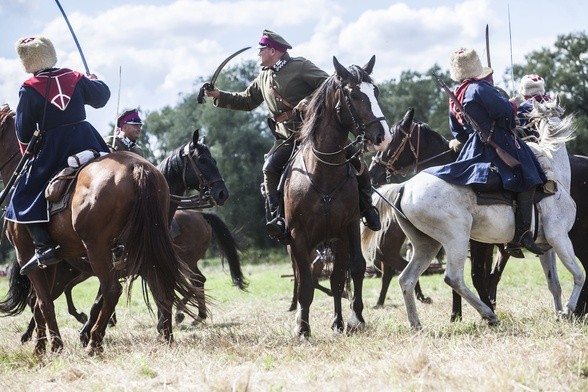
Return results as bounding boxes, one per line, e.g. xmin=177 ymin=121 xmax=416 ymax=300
xmin=171 ymin=142 xmax=224 ymax=207
xmin=372 ymin=121 xmax=452 ymax=179
xmin=310 ymin=79 xmax=385 ymax=166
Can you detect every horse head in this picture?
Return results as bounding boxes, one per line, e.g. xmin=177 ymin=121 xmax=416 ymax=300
xmin=158 ymin=129 xmax=229 ymax=206
xmin=182 ymin=129 xmax=229 ymax=206
xmin=332 ymin=55 xmax=391 ymax=152
xmin=369 ymin=108 xmax=415 ymax=183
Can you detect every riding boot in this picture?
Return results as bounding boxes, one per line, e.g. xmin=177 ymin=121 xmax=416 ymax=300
xmin=505 ymin=188 xmax=545 ymax=256
xmin=357 ymin=167 xmax=381 ymax=231
xmin=263 ymin=172 xmax=287 ymax=238
xmin=20 ymin=223 xmax=60 ymax=275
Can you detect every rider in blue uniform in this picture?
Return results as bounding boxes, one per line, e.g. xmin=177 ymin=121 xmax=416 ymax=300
xmin=426 ymin=48 xmax=547 ymax=256
xmin=6 ymin=36 xmax=111 ymax=275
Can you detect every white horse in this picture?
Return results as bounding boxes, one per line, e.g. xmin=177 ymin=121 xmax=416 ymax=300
xmin=387 ymin=98 xmax=584 ymax=329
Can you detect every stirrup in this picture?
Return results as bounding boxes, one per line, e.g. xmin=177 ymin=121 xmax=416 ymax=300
xmin=503 ymin=245 xmax=525 ymax=259
xmin=266 ymin=217 xmax=287 ymax=237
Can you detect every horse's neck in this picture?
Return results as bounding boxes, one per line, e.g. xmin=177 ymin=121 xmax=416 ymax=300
xmin=551 ymin=145 xmax=572 ymax=191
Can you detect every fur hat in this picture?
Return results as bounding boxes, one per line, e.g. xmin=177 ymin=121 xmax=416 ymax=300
xmin=257 ymin=29 xmax=292 ymax=52
xmin=519 ymin=74 xmax=545 ymax=97
xmin=449 ymin=48 xmax=493 ymax=82
xmin=15 ymin=36 xmax=57 ymax=74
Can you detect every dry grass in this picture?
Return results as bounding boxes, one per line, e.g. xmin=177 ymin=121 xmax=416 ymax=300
xmin=1 ymin=252 xmax=588 ymax=391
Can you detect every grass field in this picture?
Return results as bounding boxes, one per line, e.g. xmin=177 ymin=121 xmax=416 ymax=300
xmin=0 ymin=250 xmax=587 ymax=391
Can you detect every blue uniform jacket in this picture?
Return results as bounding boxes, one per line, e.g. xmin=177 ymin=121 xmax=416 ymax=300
xmin=5 ymin=68 xmax=111 ymax=223
xmin=425 ymin=80 xmax=546 ymax=192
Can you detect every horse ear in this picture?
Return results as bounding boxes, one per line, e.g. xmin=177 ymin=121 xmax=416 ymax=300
xmin=333 ymin=56 xmax=351 ymax=81
xmin=363 ymin=55 xmax=376 ymax=75
xmin=401 ymin=108 xmax=415 ymax=129
xmin=192 ymin=129 xmax=200 ymax=144
xmin=554 ymin=94 xmax=560 ymax=108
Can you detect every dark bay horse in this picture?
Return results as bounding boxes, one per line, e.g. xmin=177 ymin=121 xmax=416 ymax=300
xmin=364 ymin=108 xmax=457 ymax=308
xmin=0 ymin=105 xmax=203 ymax=355
xmin=284 ymin=56 xmax=391 ymax=337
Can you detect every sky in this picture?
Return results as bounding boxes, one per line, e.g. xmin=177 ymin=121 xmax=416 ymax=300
xmin=0 ymin=0 xmax=586 ymax=136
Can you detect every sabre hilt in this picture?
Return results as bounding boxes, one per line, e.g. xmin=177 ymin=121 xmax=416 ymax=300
xmin=197 ymin=82 xmax=213 ymax=104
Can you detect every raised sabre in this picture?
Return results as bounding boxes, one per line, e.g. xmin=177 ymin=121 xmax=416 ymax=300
xmin=197 ymin=47 xmax=251 ymax=104
xmin=54 ymin=0 xmax=90 ymax=75
xmin=485 ymin=24 xmax=491 ymax=68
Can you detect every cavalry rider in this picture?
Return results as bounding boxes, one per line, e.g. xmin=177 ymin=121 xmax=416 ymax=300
xmin=7 ymin=36 xmax=111 ymax=275
xmin=204 ymin=29 xmax=381 ymax=241
xmin=517 ymin=74 xmax=552 ymax=129
xmin=425 ymin=48 xmax=548 ymax=256
xmin=105 ymin=108 xmax=145 ymax=156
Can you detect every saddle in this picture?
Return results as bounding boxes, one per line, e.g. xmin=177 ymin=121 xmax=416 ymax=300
xmin=45 ymin=150 xmax=106 ymax=215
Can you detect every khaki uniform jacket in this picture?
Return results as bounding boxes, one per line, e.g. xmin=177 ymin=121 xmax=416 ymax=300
xmin=104 ymin=135 xmax=145 ymax=157
xmin=214 ymin=53 xmax=328 ymax=139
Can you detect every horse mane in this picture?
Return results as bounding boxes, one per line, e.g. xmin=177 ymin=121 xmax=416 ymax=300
xmin=298 ymin=65 xmax=374 ymax=142
xmin=531 ymin=100 xmax=576 ymax=152
xmin=0 ymin=104 xmax=15 ymax=128
xmin=156 ymin=145 xmax=184 ymax=178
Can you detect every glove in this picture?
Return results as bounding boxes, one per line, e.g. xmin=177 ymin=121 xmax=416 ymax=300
xmin=448 ymin=139 xmax=463 ymax=152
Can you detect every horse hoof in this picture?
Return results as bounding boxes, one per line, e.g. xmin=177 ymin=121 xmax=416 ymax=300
xmin=488 ymin=318 xmax=501 ymax=327
xmin=175 ymin=312 xmax=185 ymax=324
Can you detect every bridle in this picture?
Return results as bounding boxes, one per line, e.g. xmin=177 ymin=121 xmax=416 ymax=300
xmin=170 ymin=142 xmax=225 ymax=209
xmin=311 ymin=78 xmax=386 ymax=166
xmin=372 ymin=121 xmax=452 ymax=178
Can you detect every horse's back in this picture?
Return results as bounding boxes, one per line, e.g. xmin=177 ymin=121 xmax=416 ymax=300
xmin=69 ymin=152 xmax=169 ymax=243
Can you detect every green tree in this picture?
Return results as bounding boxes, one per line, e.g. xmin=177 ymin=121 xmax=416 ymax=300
xmin=145 ymin=60 xmax=275 ymax=248
xmin=510 ymin=31 xmax=588 ymax=154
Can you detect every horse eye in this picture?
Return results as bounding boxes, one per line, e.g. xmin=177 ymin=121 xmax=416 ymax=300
xmin=350 ymin=90 xmax=362 ymax=100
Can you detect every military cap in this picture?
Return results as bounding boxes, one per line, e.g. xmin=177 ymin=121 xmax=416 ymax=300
xmin=117 ymin=108 xmax=143 ymax=128
xmin=257 ymin=29 xmax=292 ymax=52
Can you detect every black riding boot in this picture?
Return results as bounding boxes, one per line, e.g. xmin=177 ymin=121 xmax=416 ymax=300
xmin=505 ymin=188 xmax=545 ymax=256
xmin=266 ymin=192 xmax=287 ymax=237
xmin=20 ymin=223 xmax=60 ymax=275
xmin=357 ymin=169 xmax=381 ymax=231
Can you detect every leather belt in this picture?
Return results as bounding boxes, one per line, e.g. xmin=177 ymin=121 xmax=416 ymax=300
xmin=274 ymin=110 xmax=295 ymax=124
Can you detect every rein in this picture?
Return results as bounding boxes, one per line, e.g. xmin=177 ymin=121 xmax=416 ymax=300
xmin=171 ymin=143 xmax=224 ymax=208
xmin=310 ymin=81 xmax=384 ymax=166
xmin=373 ymin=121 xmax=452 ymax=177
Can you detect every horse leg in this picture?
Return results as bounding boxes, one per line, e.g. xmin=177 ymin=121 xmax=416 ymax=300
xmin=29 ymin=268 xmax=63 ymax=354
xmin=347 ymin=226 xmax=366 ymax=333
xmin=414 ymin=280 xmax=431 ymax=304
xmin=450 ymin=290 xmax=462 ymax=322
xmin=469 ymin=240 xmax=495 ymax=310
xmin=329 ymin=244 xmax=346 ymax=334
xmin=375 ymin=263 xmax=394 ymax=308
xmin=289 ymin=275 xmax=298 ymax=312
xmin=538 ymin=250 xmax=563 ymax=314
xmin=64 ymin=280 xmax=88 ymax=324
xmin=443 ymin=242 xmax=499 ymax=326
xmin=546 ymin=236 xmax=584 ymax=317
xmin=290 ymin=245 xmax=314 ymax=338
xmin=398 ymin=238 xmax=440 ymax=330
xmin=80 ymin=293 xmax=103 ymax=347
xmin=488 ymin=245 xmax=511 ymax=307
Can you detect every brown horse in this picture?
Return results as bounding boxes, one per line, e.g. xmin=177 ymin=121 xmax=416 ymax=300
xmin=0 ymin=104 xmax=203 ymax=355
xmin=283 ymin=56 xmax=391 ymax=337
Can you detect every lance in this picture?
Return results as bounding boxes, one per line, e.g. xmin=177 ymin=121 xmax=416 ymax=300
xmin=485 ymin=24 xmax=491 ymax=68
xmin=112 ymin=66 xmax=122 ymax=148
xmin=54 ymin=0 xmax=90 ymax=75
xmin=197 ymin=47 xmax=251 ymax=103
xmin=508 ymin=5 xmax=515 ymax=95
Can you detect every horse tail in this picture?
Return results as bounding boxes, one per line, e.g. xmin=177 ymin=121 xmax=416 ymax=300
xmin=361 ymin=184 xmax=400 ymax=262
xmin=201 ymin=212 xmax=248 ymax=290
xmin=121 ymin=164 xmax=204 ymax=320
xmin=0 ymin=259 xmax=31 ymax=316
